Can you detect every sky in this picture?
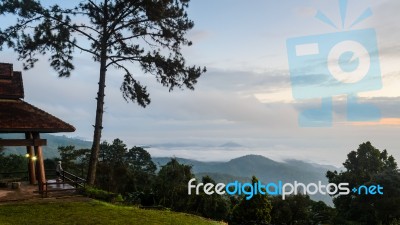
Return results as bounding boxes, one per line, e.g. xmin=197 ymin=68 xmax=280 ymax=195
xmin=0 ymin=0 xmax=399 ymax=166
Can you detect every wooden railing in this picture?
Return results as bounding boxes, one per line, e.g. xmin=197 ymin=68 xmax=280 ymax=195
xmin=40 ymin=170 xmax=86 ymax=197
xmin=1 ymin=170 xmax=86 ymax=197
xmin=61 ymin=170 xmax=86 ymax=188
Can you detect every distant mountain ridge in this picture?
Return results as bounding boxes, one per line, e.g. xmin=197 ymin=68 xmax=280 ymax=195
xmin=1 ymin=134 xmax=336 ymax=205
xmin=153 ymin=154 xmax=335 ymax=183
xmin=150 ymin=141 xmax=243 ymax=149
xmin=0 ymin=133 xmax=92 ymax=159
xmin=153 ymin=155 xmax=337 ymax=205
xmin=218 ymin=141 xmax=243 ymax=148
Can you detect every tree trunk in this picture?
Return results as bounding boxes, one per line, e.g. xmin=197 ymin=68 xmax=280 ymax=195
xmin=87 ymin=50 xmax=107 ymax=185
xmin=86 ymin=0 xmax=109 ymax=185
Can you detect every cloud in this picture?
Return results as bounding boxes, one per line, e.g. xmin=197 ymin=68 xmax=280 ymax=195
xmin=187 ymin=30 xmax=212 ymax=43
xmin=1 ymin=0 xmax=400 ymax=166
xmin=351 ymin=118 xmax=400 ymax=126
xmin=10 ymin=56 xmax=298 ymax=143
xmin=293 ymin=6 xmax=317 ymax=18
xmin=10 ymin=56 xmax=400 ymax=167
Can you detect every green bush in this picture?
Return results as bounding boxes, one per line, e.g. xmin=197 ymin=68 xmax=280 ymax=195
xmin=83 ymin=186 xmax=123 ymax=203
xmin=124 ymin=191 xmax=156 ymax=206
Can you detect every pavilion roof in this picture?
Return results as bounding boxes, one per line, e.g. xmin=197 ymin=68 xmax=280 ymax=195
xmin=0 ymin=99 xmax=75 ymax=133
xmin=0 ymin=63 xmax=75 ymax=133
xmin=0 ymin=63 xmax=24 ymax=99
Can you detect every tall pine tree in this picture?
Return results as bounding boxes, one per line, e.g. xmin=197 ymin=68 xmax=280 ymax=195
xmin=0 ymin=0 xmax=205 ymax=184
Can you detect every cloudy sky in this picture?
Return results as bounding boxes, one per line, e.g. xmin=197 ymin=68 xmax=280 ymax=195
xmin=1 ymin=0 xmax=399 ymax=166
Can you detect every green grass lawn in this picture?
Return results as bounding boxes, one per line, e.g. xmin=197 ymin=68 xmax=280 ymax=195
xmin=0 ymin=200 xmax=224 ymax=225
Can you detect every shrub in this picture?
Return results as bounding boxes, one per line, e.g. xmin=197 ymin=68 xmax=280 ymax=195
xmin=83 ymin=186 xmax=123 ymax=203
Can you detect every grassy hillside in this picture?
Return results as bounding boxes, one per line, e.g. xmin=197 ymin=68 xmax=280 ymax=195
xmin=0 ymin=200 xmax=224 ymax=225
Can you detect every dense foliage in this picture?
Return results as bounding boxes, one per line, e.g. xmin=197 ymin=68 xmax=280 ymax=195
xmin=190 ymin=176 xmax=231 ymax=221
xmin=230 ymin=176 xmax=272 ymax=225
xmin=270 ymin=195 xmax=336 ymax=225
xmin=3 ymin=140 xmax=399 ymax=224
xmin=0 ymin=152 xmax=27 ymax=177
xmin=327 ymin=141 xmax=400 ymax=225
xmin=96 ymin=139 xmax=157 ymax=195
xmin=153 ymin=158 xmax=193 ymax=210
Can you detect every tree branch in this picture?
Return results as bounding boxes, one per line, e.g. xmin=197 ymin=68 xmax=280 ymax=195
xmin=106 ymin=55 xmax=141 ymax=68
xmin=67 ymin=40 xmax=98 ymax=57
xmin=112 ymin=17 xmax=152 ymax=34
xmin=108 ymin=1 xmax=141 ymax=33
xmin=74 ymin=24 xmax=102 ymax=35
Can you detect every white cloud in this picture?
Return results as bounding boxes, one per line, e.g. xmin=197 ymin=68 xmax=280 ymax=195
xmin=1 ymin=0 xmax=400 ymax=166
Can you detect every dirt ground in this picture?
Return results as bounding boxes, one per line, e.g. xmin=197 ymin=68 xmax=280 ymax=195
xmin=0 ymin=181 xmax=40 ymax=202
xmin=0 ymin=181 xmax=89 ymax=204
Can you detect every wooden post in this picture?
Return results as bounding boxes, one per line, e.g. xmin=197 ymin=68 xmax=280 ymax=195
xmin=25 ymin=132 xmax=37 ymax=185
xmin=33 ymin=132 xmax=46 ymax=193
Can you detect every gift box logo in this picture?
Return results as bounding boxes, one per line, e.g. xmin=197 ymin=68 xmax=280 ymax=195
xmin=286 ymin=0 xmax=382 ymax=127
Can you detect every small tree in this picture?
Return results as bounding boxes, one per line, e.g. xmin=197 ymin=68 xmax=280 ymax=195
xmin=270 ymin=195 xmax=293 ymax=224
xmin=125 ymin=146 xmax=157 ymax=193
xmin=96 ymin=139 xmax=129 ymax=193
xmin=190 ymin=176 xmax=230 ymax=221
xmin=230 ymin=176 xmax=272 ymax=225
xmin=327 ymin=142 xmax=400 ymax=224
xmin=95 ymin=139 xmax=156 ymax=195
xmin=310 ymin=200 xmax=336 ymax=225
xmin=154 ymin=158 xmax=194 ymax=210
xmin=0 ymin=0 xmax=206 ymax=185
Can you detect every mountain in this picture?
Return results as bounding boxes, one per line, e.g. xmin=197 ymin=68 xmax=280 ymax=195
xmin=153 ymin=155 xmax=337 ymax=205
xmin=219 ymin=141 xmax=243 ymax=148
xmin=150 ymin=141 xmax=244 ymax=149
xmin=0 ymin=133 xmax=92 ymax=159
xmin=154 ymin=155 xmax=333 ymax=184
xmin=1 ymin=134 xmax=337 ymax=205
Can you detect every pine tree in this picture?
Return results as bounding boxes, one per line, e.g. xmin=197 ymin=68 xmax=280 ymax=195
xmin=0 ymin=0 xmax=205 ymax=184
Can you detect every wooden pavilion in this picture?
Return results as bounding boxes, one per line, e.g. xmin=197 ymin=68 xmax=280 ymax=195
xmin=0 ymin=63 xmax=75 ymax=192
